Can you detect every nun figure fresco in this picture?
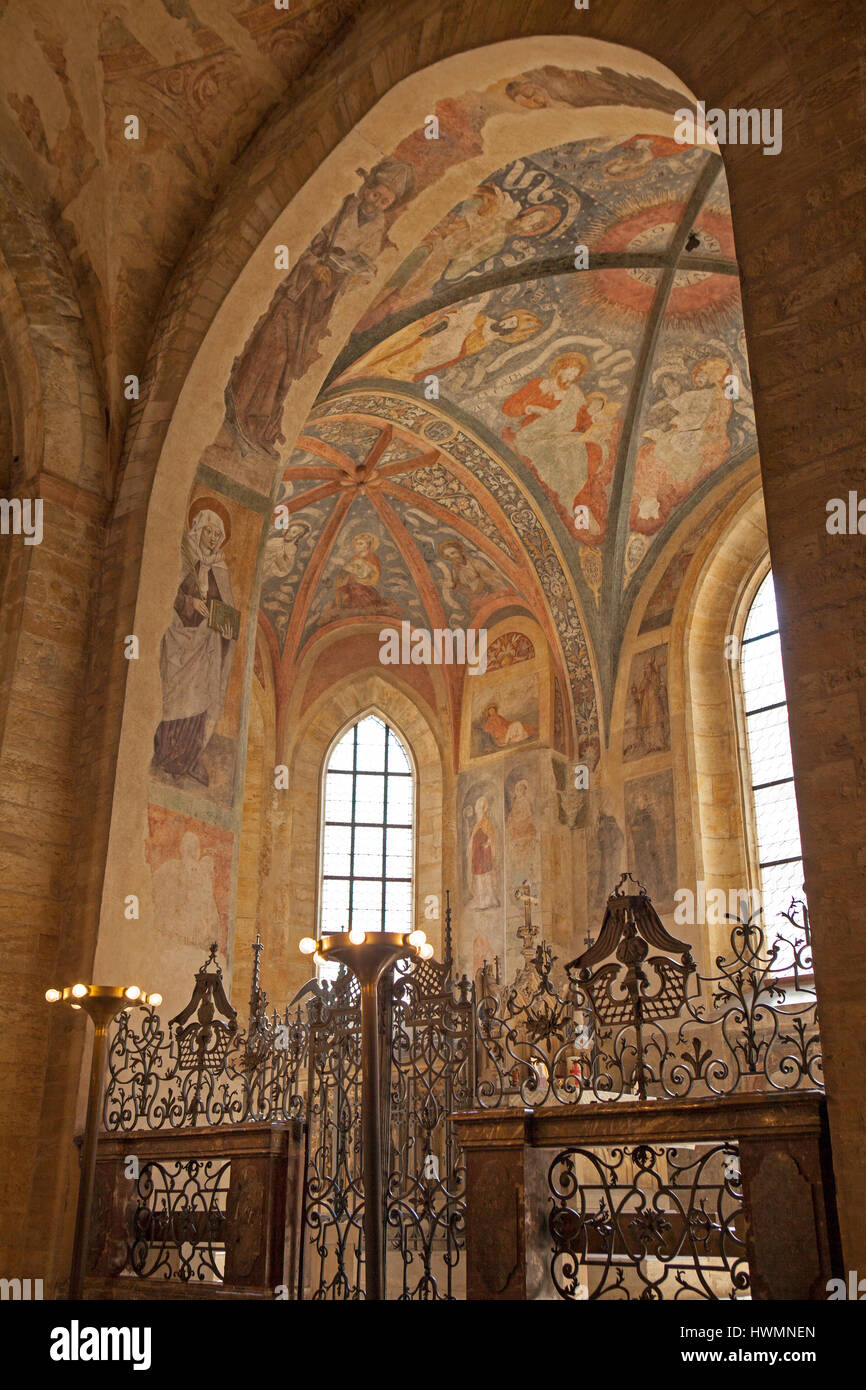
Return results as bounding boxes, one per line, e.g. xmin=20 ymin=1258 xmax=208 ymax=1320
xmin=153 ymin=497 xmax=239 ymax=786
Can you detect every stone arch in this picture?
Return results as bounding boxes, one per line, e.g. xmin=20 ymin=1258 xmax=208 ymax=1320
xmin=677 ymin=472 xmax=768 ymax=965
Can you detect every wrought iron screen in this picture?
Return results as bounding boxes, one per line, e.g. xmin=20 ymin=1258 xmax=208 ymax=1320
xmin=101 ymin=877 xmax=821 ymax=1299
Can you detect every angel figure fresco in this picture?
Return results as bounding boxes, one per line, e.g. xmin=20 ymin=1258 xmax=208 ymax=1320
xmin=630 ymin=356 xmax=732 ymax=534
xmin=225 ymin=158 xmax=414 ymax=456
xmin=153 ymin=499 xmax=239 ymax=786
xmin=569 ymin=391 xmax=624 ymax=544
xmin=466 ymin=796 xmax=500 ymax=910
xmin=438 ymin=184 xmax=563 ymax=283
xmin=364 ymin=182 xmax=564 ymax=323
xmin=353 ymin=302 xmax=542 ymax=383
xmin=601 ymin=133 xmax=688 ymax=181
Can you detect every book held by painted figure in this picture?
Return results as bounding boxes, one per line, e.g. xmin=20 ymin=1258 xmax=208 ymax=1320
xmin=208 ymin=598 xmax=241 ymax=640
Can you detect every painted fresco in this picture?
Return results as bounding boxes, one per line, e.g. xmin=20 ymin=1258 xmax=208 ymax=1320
xmin=587 ymin=803 xmax=626 ymax=918
xmin=460 ymin=774 xmax=503 ymax=913
xmin=623 ymin=644 xmax=670 ymax=760
xmin=393 ymin=457 xmax=516 ymax=557
xmin=470 ymin=675 xmax=540 ymax=759
xmin=487 ymin=631 xmax=535 ymax=671
xmin=340 ymin=271 xmax=647 ymax=544
xmin=386 ymin=495 xmax=515 ymax=622
xmin=355 ymin=135 xmax=707 ymax=335
xmin=624 ymin=770 xmax=677 ymax=911
xmin=146 ymin=805 xmax=233 ymax=956
xmin=224 ymin=159 xmax=415 ymax=460
xmin=299 ymin=494 xmax=429 ymax=645
xmin=260 ymin=491 xmax=339 ymax=652
xmin=151 ymin=487 xmax=260 ymax=806
xmin=457 ymin=753 xmax=544 ymax=980
xmin=629 ymin=271 xmax=755 ymax=543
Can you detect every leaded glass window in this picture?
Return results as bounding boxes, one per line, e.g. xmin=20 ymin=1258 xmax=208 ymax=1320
xmin=741 ymin=571 xmax=806 ymax=935
xmin=319 ymin=714 xmax=414 ymax=937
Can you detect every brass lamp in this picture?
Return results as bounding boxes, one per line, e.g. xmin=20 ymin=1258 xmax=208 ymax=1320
xmin=45 ymin=981 xmax=161 ymax=1299
xmin=298 ymin=927 xmax=433 ymax=1299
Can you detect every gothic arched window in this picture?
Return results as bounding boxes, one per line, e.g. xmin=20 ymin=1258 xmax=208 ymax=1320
xmin=741 ymin=570 xmax=805 ymax=933
xmin=319 ymin=713 xmax=414 ymax=937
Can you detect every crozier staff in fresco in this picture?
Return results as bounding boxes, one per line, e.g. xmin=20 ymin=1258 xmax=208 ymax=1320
xmin=226 ymin=158 xmax=415 ymax=456
xmin=153 ymin=498 xmax=238 ymax=786
xmin=467 ymin=796 xmax=500 ymax=910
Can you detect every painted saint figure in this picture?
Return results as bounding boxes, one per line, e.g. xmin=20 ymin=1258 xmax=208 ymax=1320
xmin=627 ymin=651 xmax=669 ymax=757
xmin=437 ymin=538 xmax=502 ymax=614
xmin=226 ymin=159 xmax=414 ymax=455
xmin=153 ymin=499 xmax=238 ymax=786
xmin=506 ymin=777 xmax=536 ymax=854
xmin=151 ymin=831 xmax=223 ymax=953
xmin=467 ymin=796 xmax=500 ymax=910
xmin=482 ymin=703 xmax=538 ymax=748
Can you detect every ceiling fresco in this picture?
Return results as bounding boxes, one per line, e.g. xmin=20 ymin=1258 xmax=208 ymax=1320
xmin=254 ymin=126 xmax=755 ymax=742
xmin=233 ymin=101 xmax=756 ymax=750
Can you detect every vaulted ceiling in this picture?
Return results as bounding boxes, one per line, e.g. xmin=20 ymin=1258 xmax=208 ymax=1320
xmin=0 ymin=0 xmax=364 ymax=413
xmin=257 ymin=128 xmax=756 ymax=723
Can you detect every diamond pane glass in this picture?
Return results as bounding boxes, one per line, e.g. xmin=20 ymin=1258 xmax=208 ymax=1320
xmin=760 ymin=859 xmax=806 ymax=936
xmin=387 ymin=728 xmax=411 ymax=773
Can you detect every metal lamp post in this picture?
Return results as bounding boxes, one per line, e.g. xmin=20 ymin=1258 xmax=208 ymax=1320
xmin=45 ymin=981 xmax=162 ymax=1299
xmin=299 ymin=926 xmax=433 ymax=1300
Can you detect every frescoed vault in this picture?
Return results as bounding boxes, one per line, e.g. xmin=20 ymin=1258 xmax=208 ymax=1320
xmin=252 ymin=127 xmax=755 ymax=731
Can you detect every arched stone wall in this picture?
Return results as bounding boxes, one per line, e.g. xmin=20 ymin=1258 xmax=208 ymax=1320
xmin=3 ymin=6 xmax=864 ymax=1283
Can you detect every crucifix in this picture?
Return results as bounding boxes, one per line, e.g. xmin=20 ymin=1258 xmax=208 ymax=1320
xmin=515 ymin=880 xmax=539 ymax=963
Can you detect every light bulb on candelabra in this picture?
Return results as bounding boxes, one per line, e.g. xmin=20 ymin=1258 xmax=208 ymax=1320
xmin=45 ymin=988 xmax=61 ymax=1002
xmin=299 ymin=937 xmax=317 ymax=956
xmin=419 ymin=942 xmax=434 ymax=960
xmin=348 ymin=926 xmax=366 ymax=945
xmin=124 ymin=985 xmax=141 ymax=1001
xmin=71 ymin=983 xmax=88 ymax=998
xmin=408 ymin=930 xmax=426 ymax=948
